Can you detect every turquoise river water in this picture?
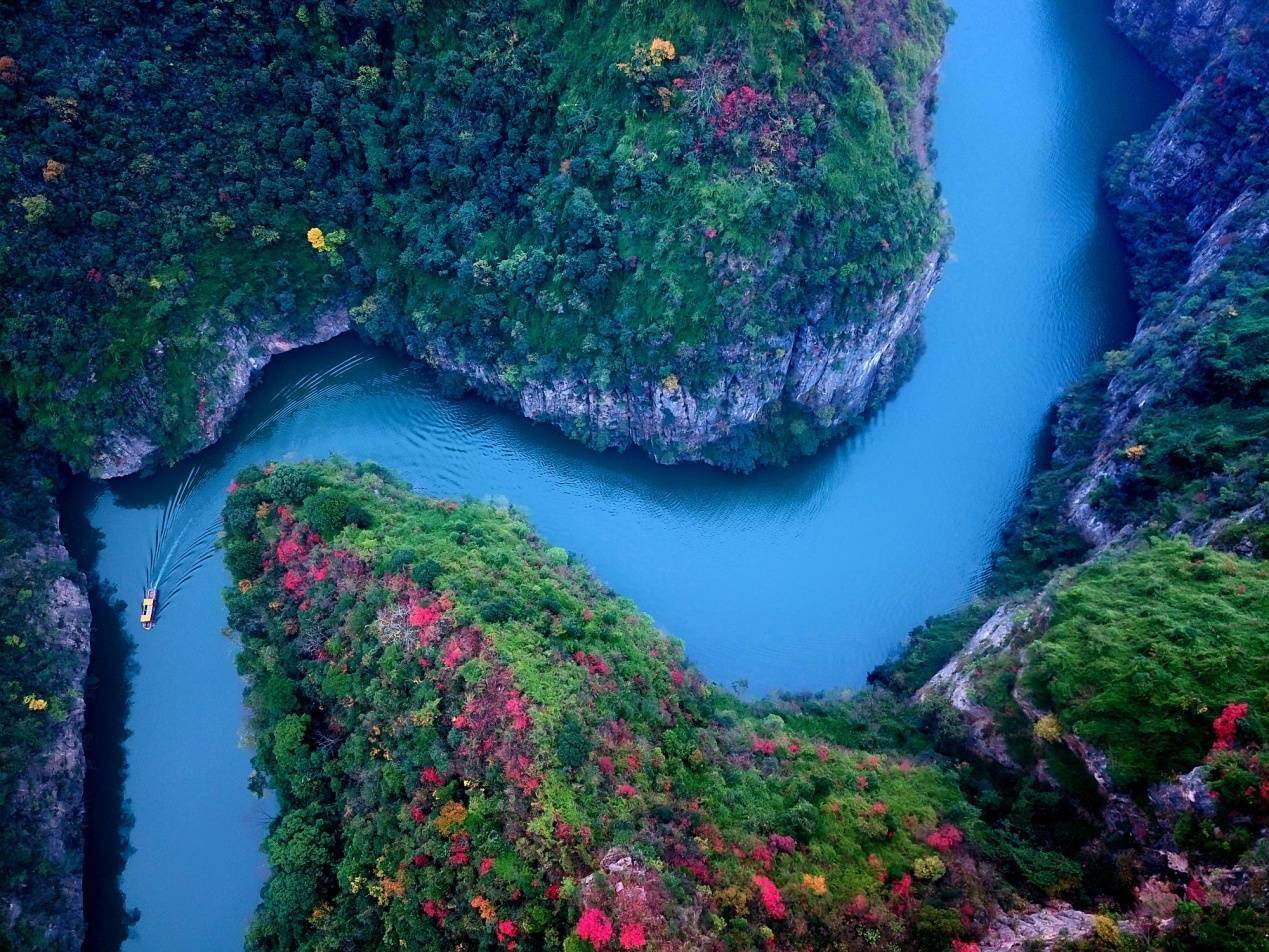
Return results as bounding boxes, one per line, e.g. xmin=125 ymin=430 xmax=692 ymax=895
xmin=68 ymin=1 xmax=1174 ymax=948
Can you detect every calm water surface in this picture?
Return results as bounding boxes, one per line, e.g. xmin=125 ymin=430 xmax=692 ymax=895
xmin=71 ymin=1 xmax=1174 ymax=947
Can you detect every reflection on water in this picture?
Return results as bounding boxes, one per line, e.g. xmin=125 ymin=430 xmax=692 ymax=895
xmin=71 ymin=0 xmax=1176 ymax=947
xmin=61 ymin=498 xmax=137 ymax=952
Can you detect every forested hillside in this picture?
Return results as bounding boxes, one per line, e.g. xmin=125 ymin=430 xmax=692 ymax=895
xmin=5 ymin=0 xmax=1268 ymax=948
xmin=869 ymin=2 xmax=1269 ymax=945
xmin=1 ymin=0 xmax=949 ymax=473
xmin=224 ymin=461 xmax=996 ymax=951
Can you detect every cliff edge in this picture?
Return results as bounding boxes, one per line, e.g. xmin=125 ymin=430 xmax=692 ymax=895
xmin=0 ymin=432 xmax=91 ymax=950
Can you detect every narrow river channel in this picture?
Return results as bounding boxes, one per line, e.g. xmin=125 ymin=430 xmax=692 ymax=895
xmin=68 ymin=1 xmax=1175 ymax=947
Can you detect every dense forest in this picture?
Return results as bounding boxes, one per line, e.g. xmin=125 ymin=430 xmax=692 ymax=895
xmin=1 ymin=0 xmax=948 ymax=472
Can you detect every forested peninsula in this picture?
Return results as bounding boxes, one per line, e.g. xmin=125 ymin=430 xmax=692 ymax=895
xmin=1 ymin=0 xmax=1267 ymax=949
xmin=223 ymin=460 xmax=990 ymax=951
xmin=2 ymin=0 xmax=948 ymax=475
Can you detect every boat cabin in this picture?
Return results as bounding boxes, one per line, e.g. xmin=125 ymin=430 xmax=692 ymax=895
xmin=140 ymin=588 xmax=157 ymax=629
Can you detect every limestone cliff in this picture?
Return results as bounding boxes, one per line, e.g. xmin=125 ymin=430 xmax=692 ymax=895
xmin=405 ymin=248 xmax=943 ymax=469
xmin=0 ymin=453 xmax=91 ymax=950
xmin=1112 ymin=0 xmax=1251 ymax=83
xmin=91 ymin=308 xmax=351 ymax=480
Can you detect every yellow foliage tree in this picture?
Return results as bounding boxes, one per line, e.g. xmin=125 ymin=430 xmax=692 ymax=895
xmin=649 ymin=37 xmax=676 ymax=64
xmin=307 ymin=226 xmax=326 ymax=251
xmin=913 ymin=855 xmax=946 ymax=880
xmin=801 ymin=873 xmax=827 ymax=895
xmin=1033 ymin=713 xmax=1063 ymax=743
xmin=471 ymin=895 xmax=496 ymax=922
xmin=436 ymin=800 xmax=468 ymax=835
xmin=617 ymin=38 xmax=676 ymax=79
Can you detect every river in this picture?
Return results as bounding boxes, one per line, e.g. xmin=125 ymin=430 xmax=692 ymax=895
xmin=68 ymin=1 xmax=1174 ymax=947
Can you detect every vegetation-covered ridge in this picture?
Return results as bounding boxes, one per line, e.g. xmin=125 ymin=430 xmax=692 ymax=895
xmin=2 ymin=0 xmax=949 ymax=474
xmin=224 ymin=460 xmax=998 ymax=951
xmin=868 ymin=3 xmax=1269 ymax=944
xmin=992 ymin=0 xmax=1269 ymax=589
xmin=896 ymin=539 xmax=1269 ymax=949
xmin=1026 ymin=539 xmax=1269 ymax=791
xmin=0 ymin=415 xmax=91 ymax=951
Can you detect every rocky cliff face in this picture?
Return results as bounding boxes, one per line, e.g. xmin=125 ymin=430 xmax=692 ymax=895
xmin=91 ymin=308 xmax=351 ymax=480
xmin=1113 ymin=0 xmax=1251 ymax=83
xmin=1056 ymin=0 xmax=1268 ymax=548
xmin=91 ymin=225 xmax=942 ymax=478
xmin=911 ymin=4 xmax=1269 ymax=942
xmin=0 ymin=482 xmax=91 ymax=949
xmin=413 ymin=249 xmax=943 ymax=468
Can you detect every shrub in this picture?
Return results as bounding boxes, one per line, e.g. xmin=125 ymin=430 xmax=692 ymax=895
xmin=1025 ymin=539 xmax=1269 ymax=786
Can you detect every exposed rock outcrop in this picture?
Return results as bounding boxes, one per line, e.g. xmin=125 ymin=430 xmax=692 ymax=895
xmin=413 ymin=249 xmax=943 ymax=467
xmin=981 ymin=902 xmax=1101 ymax=952
xmin=916 ymin=599 xmax=1050 ymax=770
xmin=1113 ymin=0 xmax=1251 ymax=84
xmin=91 ymin=308 xmax=351 ymax=479
xmin=89 ymin=220 xmax=942 ymax=479
xmin=0 ymin=482 xmax=91 ymax=949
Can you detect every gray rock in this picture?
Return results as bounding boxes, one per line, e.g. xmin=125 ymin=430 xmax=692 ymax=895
xmin=1 ymin=508 xmax=91 ymax=950
xmin=1113 ymin=0 xmax=1251 ymax=84
xmin=421 ymin=249 xmax=943 ymax=467
xmin=92 ymin=307 xmax=351 ymax=479
xmin=982 ymin=902 xmax=1102 ymax=951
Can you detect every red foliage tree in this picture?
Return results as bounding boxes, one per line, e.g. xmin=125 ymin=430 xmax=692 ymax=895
xmin=619 ymin=921 xmax=647 ymax=949
xmin=576 ymin=907 xmax=614 ymax=948
xmin=752 ymin=874 xmax=786 ymax=919
xmin=1212 ymin=703 xmax=1249 ymax=751
xmin=925 ymin=824 xmax=964 ymax=851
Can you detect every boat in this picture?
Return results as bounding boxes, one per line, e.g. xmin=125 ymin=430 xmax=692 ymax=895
xmin=140 ymin=587 xmax=157 ymax=630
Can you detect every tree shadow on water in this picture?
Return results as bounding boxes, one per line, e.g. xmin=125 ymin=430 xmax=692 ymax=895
xmin=60 ymin=490 xmax=140 ymax=951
